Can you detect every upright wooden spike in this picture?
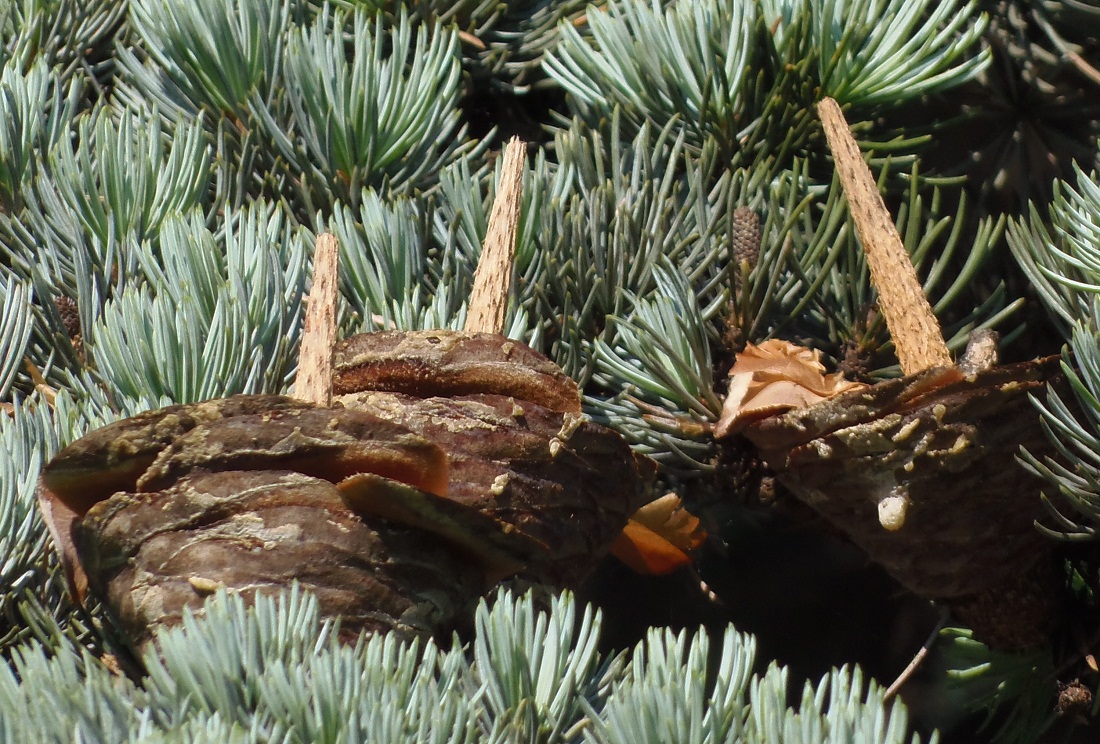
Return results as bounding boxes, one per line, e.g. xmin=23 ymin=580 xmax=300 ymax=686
xmin=465 ymin=137 xmax=526 ymax=335
xmin=294 ymin=232 xmax=340 ymax=405
xmin=817 ymin=98 xmax=952 ymax=375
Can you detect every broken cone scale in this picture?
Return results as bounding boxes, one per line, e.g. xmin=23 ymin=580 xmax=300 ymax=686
xmin=610 ymin=494 xmax=706 ymax=575
xmin=720 ymin=348 xmax=1063 ymax=649
xmin=713 ymin=99 xmax=1067 ymax=651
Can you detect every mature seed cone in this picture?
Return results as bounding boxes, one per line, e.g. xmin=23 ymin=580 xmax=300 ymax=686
xmin=42 ymin=397 xmax=465 ymax=647
xmin=740 ymin=356 xmax=1063 ymax=649
xmin=40 ymin=332 xmax=653 ymax=651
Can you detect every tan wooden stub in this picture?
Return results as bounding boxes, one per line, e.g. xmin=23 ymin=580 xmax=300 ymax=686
xmin=294 ymin=232 xmax=340 ymax=406
xmin=817 ymin=97 xmax=952 ymax=375
xmin=465 ymin=136 xmax=526 ymax=336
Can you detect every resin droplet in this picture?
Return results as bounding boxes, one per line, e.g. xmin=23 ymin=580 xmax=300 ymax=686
xmin=878 ymin=488 xmax=910 ymax=531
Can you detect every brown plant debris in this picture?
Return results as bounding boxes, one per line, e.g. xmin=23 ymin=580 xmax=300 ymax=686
xmin=609 ymin=493 xmax=706 ymax=575
xmin=714 ymin=339 xmax=867 ymax=438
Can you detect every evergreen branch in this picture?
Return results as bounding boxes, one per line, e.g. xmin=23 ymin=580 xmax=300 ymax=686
xmin=728 ymin=159 xmax=844 ymax=345
xmin=326 ymin=189 xmax=439 ymax=332
xmin=255 ymin=7 xmax=471 ymax=210
xmin=1019 ymin=316 xmax=1100 ymax=538
xmin=142 ymin=584 xmax=331 ymax=731
xmin=0 ymin=391 xmax=105 ymax=643
xmin=321 ymin=155 xmax=548 ymax=338
xmin=473 ymin=589 xmax=616 ymax=741
xmin=544 ymin=0 xmax=757 ymax=153
xmin=125 ymin=0 xmax=290 ymax=120
xmin=110 ymin=49 xmax=206 ymax=135
xmin=585 ymin=624 xmax=754 ymax=743
xmin=5 ymin=271 xmax=82 ymax=387
xmin=44 ymin=105 xmax=212 ymax=247
xmin=207 ymin=118 xmax=286 ymax=216
xmin=0 ymin=640 xmax=141 ymax=741
xmin=0 ymin=277 xmax=31 ymax=399
xmin=589 ymin=261 xmax=720 ymax=470
xmin=534 ymin=114 xmax=725 ymax=384
xmin=588 ymin=626 xmax=922 ymax=743
xmin=1010 ymin=166 xmax=1100 ymax=537
xmin=317 ymin=0 xmax=500 ymax=35
xmin=346 ymin=0 xmax=588 ymax=88
xmin=85 ymin=205 xmax=308 ymax=408
xmin=1008 ymin=166 xmax=1100 ymax=333
xmin=790 ymin=0 xmax=991 ymax=106
xmin=3 ymin=0 xmax=126 ymax=81
xmin=547 ymin=0 xmax=988 ymax=165
xmin=940 ymin=626 xmax=1055 ymax=744
xmin=0 ymin=58 xmax=80 ymax=213
xmin=257 ymin=633 xmax=479 ymax=744
xmin=0 ymin=400 xmax=52 ymax=614
xmin=0 ymin=102 xmax=212 ymax=360
xmin=0 ymin=586 xmax=929 ymax=743
xmin=479 ymin=0 xmax=589 ymax=89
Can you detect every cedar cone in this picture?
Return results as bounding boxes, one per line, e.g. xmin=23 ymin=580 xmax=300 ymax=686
xmin=40 ymin=332 xmax=653 ymax=651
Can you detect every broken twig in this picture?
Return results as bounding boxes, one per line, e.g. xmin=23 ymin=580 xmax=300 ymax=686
xmin=884 ymin=607 xmax=948 ymax=702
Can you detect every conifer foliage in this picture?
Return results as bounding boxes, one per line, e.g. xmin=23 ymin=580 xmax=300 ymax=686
xmin=0 ymin=0 xmax=1098 ymax=740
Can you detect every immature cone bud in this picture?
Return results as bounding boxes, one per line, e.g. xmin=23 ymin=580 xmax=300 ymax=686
xmin=54 ymin=295 xmax=84 ymax=363
xmin=54 ymin=296 xmax=81 ymax=338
